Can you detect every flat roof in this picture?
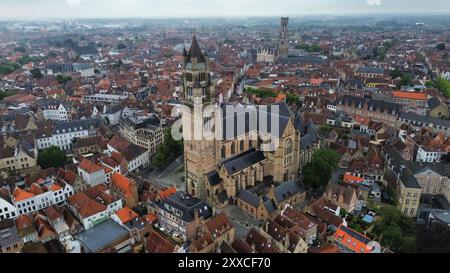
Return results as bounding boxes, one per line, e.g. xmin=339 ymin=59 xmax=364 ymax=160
xmin=75 ymin=219 xmax=129 ymax=253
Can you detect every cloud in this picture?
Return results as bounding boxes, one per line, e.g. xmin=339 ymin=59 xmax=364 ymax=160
xmin=367 ymin=0 xmax=382 ymax=6
xmin=67 ymin=0 xmax=81 ymax=7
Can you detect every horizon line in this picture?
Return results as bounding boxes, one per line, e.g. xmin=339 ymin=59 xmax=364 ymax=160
xmin=2 ymin=11 xmax=450 ymax=22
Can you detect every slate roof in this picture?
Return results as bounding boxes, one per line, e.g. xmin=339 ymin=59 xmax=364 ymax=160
xmin=399 ymin=112 xmax=450 ymax=129
xmin=263 ymin=199 xmax=277 ymax=214
xmin=300 ymin=121 xmax=318 ymax=149
xmin=277 ymin=56 xmax=326 ymax=65
xmin=75 ymin=46 xmax=99 ymax=56
xmin=0 ymin=219 xmax=21 ymax=249
xmin=158 ymin=191 xmax=212 ymax=222
xmin=53 ymin=118 xmax=102 ymax=135
xmin=427 ymin=97 xmax=442 ymax=109
xmin=356 ymin=67 xmax=385 ymax=74
xmin=222 ymin=148 xmax=266 ymax=175
xmin=237 ymin=189 xmax=260 ymax=208
xmin=221 ymin=102 xmax=292 ymax=139
xmin=338 ymin=96 xmax=400 ymax=115
xmin=185 ymin=35 xmax=206 ymax=63
xmin=274 ymin=181 xmax=305 ymax=203
xmin=206 ymin=171 xmax=221 ymax=186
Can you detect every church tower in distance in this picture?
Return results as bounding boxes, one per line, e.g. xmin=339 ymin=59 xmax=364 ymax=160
xmin=278 ymin=17 xmax=289 ymax=58
xmin=181 ymin=35 xmax=217 ymax=201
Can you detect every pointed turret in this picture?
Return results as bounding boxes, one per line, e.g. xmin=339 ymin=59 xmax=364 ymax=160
xmin=187 ymin=35 xmax=206 ymax=63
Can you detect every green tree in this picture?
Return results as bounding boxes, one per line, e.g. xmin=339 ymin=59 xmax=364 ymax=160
xmin=340 ymin=208 xmax=348 ymax=218
xmin=303 ymin=149 xmax=341 ymax=189
xmin=153 ymin=128 xmax=183 ymax=169
xmin=396 ymin=74 xmax=413 ymax=89
xmin=37 ymin=146 xmax=67 ymax=169
xmin=431 ymin=77 xmax=450 ymax=98
xmin=14 ymin=46 xmax=26 ymax=53
xmin=55 ymin=74 xmax=72 ymax=84
xmin=30 ymin=68 xmax=43 ymax=79
xmin=319 ymin=124 xmax=333 ymax=135
xmin=295 ymin=43 xmax=321 ymax=52
xmin=372 ymin=206 xmax=416 ymax=253
xmin=436 ymin=42 xmax=446 ymax=51
xmin=0 ymin=62 xmax=20 ymax=75
xmin=117 ymin=43 xmax=127 ymax=50
xmin=244 ymin=87 xmax=277 ymax=99
xmin=389 ymin=69 xmax=404 ymax=79
xmin=47 ymin=51 xmax=58 ymax=58
xmin=0 ymin=89 xmax=18 ymax=100
xmin=286 ymin=93 xmax=300 ymax=105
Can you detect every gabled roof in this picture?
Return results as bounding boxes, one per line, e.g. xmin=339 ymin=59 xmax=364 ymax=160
xmin=78 ymin=158 xmax=103 ymax=174
xmin=206 ymin=171 xmax=221 ymax=186
xmin=13 ymin=187 xmax=35 ymax=202
xmin=274 ymin=181 xmax=305 ymax=203
xmin=68 ymin=193 xmax=107 ymax=218
xmin=110 ymin=173 xmax=134 ymax=198
xmin=333 ymin=224 xmax=375 ymax=253
xmin=237 ymin=189 xmax=260 ymax=208
xmin=222 ymin=148 xmax=265 ymax=175
xmin=205 ymin=212 xmax=233 ymax=239
xmin=146 ymin=230 xmax=176 ymax=253
xmin=246 ymin=228 xmax=281 ymax=253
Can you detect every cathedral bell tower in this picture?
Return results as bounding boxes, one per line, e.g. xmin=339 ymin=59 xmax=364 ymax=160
xmin=181 ymin=36 xmax=217 ymax=201
xmin=278 ymin=17 xmax=289 ymax=58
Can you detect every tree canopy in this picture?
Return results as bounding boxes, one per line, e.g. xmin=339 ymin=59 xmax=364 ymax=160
xmin=30 ymin=68 xmax=43 ymax=79
xmin=372 ymin=206 xmax=416 ymax=253
xmin=396 ymin=74 xmax=413 ymax=89
xmin=153 ymin=128 xmax=183 ymax=169
xmin=56 ymin=74 xmax=72 ymax=84
xmin=295 ymin=43 xmax=321 ymax=53
xmin=0 ymin=89 xmax=18 ymax=100
xmin=0 ymin=62 xmax=20 ymax=75
xmin=429 ymin=77 xmax=450 ymax=98
xmin=303 ymin=148 xmax=341 ymax=189
xmin=37 ymin=146 xmax=67 ymax=169
xmin=436 ymin=42 xmax=446 ymax=51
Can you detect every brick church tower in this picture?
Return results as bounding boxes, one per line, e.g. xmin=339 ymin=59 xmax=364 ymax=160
xmin=181 ymin=36 xmax=217 ymax=200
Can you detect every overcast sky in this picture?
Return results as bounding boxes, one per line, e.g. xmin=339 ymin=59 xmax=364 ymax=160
xmin=0 ymin=0 xmax=449 ymax=19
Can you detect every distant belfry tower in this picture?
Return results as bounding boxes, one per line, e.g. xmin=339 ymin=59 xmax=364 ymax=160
xmin=181 ymin=35 xmax=217 ymax=200
xmin=278 ymin=17 xmax=289 ymax=58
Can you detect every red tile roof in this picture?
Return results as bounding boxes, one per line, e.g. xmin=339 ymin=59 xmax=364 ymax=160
xmin=393 ymin=91 xmax=427 ymax=101
xmin=115 ymin=207 xmax=139 ymax=224
xmin=68 ymin=193 xmax=107 ymax=218
xmin=13 ymin=188 xmax=35 ymax=202
xmin=78 ymin=158 xmax=103 ymax=174
xmin=111 ymin=173 xmax=134 ymax=198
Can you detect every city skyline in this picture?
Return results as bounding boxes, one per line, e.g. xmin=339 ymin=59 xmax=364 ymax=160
xmin=0 ymin=0 xmax=450 ymax=20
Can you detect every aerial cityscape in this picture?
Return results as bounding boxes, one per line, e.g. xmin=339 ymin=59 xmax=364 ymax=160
xmin=0 ymin=0 xmax=450 ymax=257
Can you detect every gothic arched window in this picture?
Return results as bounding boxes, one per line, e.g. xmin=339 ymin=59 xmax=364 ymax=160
xmin=221 ymin=145 xmax=226 ymax=159
xmin=231 ymin=142 xmax=236 ymax=155
xmin=240 ymin=140 xmax=245 ymax=153
xmin=285 ymin=139 xmax=293 ymax=155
